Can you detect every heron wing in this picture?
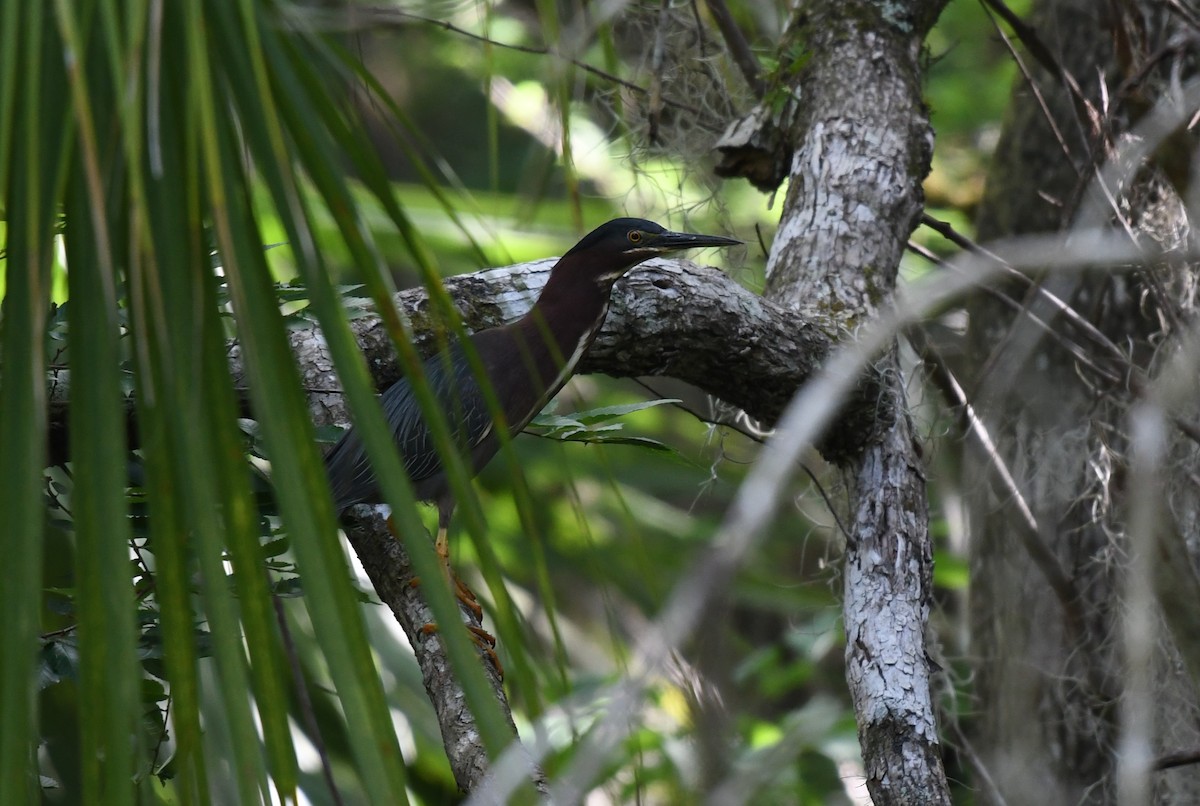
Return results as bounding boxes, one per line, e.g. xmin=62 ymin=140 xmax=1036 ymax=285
xmin=324 ymin=343 xmax=495 ymax=511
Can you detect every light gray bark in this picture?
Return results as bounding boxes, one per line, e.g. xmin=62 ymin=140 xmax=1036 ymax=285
xmin=717 ymin=0 xmax=952 ymax=802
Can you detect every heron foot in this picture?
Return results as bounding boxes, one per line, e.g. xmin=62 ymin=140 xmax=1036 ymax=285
xmin=407 ymin=574 xmax=485 ymax=621
xmin=418 ymin=622 xmax=504 ymax=679
xmin=454 ymin=576 xmax=484 ymax=621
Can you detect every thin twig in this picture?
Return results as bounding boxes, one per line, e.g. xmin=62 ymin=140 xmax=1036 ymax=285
xmin=40 ymin=624 xmax=78 ymax=640
xmin=1173 ymin=416 xmax=1200 ymax=446
xmin=687 ymin=0 xmax=711 ymax=54
xmin=979 ymin=1 xmax=1077 ymax=169
xmin=915 ymin=222 xmax=1200 ymax=483
xmin=920 ymin=215 xmax=1129 ymax=364
xmin=1115 ymin=40 xmax=1192 ymax=101
xmin=945 ymin=708 xmax=1009 ymax=806
xmin=979 ymin=0 xmax=1103 ymax=165
xmin=978 ymin=0 xmax=1063 ymax=79
xmin=647 ymin=0 xmax=671 ymax=143
xmin=907 ymin=236 xmax=1124 ymax=385
xmin=1156 ymin=748 xmax=1200 ymax=770
xmin=1163 ymin=0 xmax=1200 ymax=31
xmin=149 ymin=696 xmax=172 ymax=778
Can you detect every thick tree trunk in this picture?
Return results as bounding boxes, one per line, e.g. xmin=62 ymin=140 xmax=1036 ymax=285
xmin=967 ymin=1 xmax=1200 ymax=801
xmin=720 ymin=1 xmax=952 ymax=801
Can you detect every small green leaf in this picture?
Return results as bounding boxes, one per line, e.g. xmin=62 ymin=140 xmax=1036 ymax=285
xmin=260 ymin=537 xmax=290 ymax=558
xmin=531 ymin=398 xmax=682 ymax=427
xmin=526 ymin=398 xmax=681 ymax=453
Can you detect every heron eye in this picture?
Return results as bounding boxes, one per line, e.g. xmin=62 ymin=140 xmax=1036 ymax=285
xmin=628 ymin=230 xmax=643 ymax=244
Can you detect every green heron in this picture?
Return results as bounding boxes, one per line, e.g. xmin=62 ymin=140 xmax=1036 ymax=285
xmin=325 ymin=218 xmax=740 ymax=639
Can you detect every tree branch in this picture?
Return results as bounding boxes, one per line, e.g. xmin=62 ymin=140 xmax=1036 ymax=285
xmin=265 ymin=257 xmax=864 ymax=452
xmin=701 ymin=0 xmax=764 ymax=97
xmin=339 ymin=506 xmax=544 ymax=795
xmin=48 ymin=256 xmax=862 ymax=464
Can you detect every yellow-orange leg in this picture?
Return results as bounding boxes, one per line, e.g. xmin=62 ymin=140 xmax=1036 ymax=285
xmin=435 ymin=524 xmax=485 ymax=622
xmin=403 ymin=522 xmax=501 ymax=678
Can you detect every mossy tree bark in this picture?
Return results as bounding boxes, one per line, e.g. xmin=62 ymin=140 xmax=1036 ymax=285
xmin=967 ymin=1 xmax=1200 ymax=801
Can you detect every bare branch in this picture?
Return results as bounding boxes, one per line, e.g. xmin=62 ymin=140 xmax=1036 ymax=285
xmin=47 ymin=256 xmax=854 ymax=462
xmin=915 ymin=218 xmax=1128 ymax=381
xmin=701 ymin=0 xmax=764 ymax=97
xmin=981 ymin=2 xmax=1078 ymax=168
xmin=978 ymin=0 xmax=1067 ymax=79
xmin=1156 ymin=749 xmax=1200 ymax=771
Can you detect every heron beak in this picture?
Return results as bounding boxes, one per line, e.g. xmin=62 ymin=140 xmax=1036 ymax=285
xmin=652 ymin=230 xmax=743 ymax=253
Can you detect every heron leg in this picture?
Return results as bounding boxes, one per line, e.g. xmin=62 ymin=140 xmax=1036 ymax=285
xmin=433 ymin=504 xmax=500 ymax=677
xmin=434 ymin=516 xmax=485 ymax=622
xmin=389 ymin=513 xmax=501 ymax=677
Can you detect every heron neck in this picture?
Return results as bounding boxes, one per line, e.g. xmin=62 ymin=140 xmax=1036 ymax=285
xmin=535 ymin=261 xmax=615 ymax=319
xmin=516 ymin=268 xmax=617 ymax=389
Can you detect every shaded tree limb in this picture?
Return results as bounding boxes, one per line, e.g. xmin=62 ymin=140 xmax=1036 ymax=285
xmin=701 ymin=0 xmax=764 ymax=97
xmin=1157 ymin=749 xmax=1200 ymax=772
xmin=244 ymin=256 xmax=882 ymax=463
xmin=48 ymin=257 xmax=878 ymax=465
xmin=286 ymin=258 xmax=831 ymax=426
